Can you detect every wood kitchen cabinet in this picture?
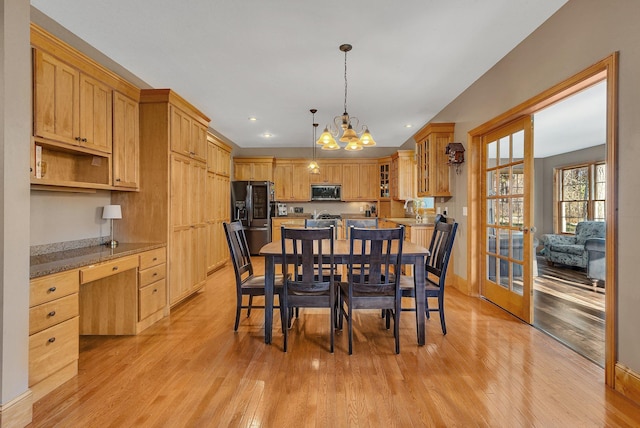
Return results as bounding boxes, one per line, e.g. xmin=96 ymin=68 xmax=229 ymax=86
xmin=112 ymin=89 xmax=211 ymax=307
xmin=342 ymin=161 xmax=379 ymax=201
xmin=378 ymin=157 xmax=391 ymax=200
xmin=30 ymin=24 xmax=141 ymax=191
xmin=112 ymin=91 xmax=140 ymax=189
xmin=274 ymin=159 xmax=310 ymax=201
xmin=206 ymin=133 xmax=232 ymax=273
xmin=414 ymin=123 xmax=454 ymax=197
xmin=233 ymin=157 xmax=274 ymax=181
xmin=29 ymin=269 xmax=80 ymax=402
xmin=171 ymin=105 xmax=207 ymax=162
xmin=391 ymin=150 xmax=415 ymax=201
xmin=33 ymin=49 xmax=113 ymax=154
xmin=310 ymin=160 xmax=343 ymax=184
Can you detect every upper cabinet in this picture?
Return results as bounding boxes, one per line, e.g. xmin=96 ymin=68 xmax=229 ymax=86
xmin=342 ymin=161 xmax=378 ymax=201
xmin=30 ymin=24 xmax=141 ymax=191
xmin=273 ymin=160 xmax=310 ymax=201
xmin=233 ymin=157 xmax=274 ymax=181
xmin=112 ymin=92 xmax=139 ymax=189
xmin=414 ymin=123 xmax=454 ymax=197
xmin=390 ymin=150 xmax=415 ymax=201
xmin=378 ymin=157 xmax=391 ymax=200
xmin=310 ymin=160 xmax=343 ymax=184
xmin=207 ymin=134 xmax=231 ymax=177
xmin=170 ymin=106 xmax=207 ymax=163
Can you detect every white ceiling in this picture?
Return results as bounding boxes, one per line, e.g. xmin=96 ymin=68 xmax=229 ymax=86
xmin=31 ymin=0 xmax=570 ymax=150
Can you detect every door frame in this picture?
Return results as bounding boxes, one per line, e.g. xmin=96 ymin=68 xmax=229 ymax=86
xmin=467 ymin=53 xmax=618 ymax=386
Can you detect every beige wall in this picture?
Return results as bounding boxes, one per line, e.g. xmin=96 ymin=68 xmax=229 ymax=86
xmin=1 ymin=0 xmax=31 ymax=407
xmin=425 ymin=0 xmax=640 ymax=372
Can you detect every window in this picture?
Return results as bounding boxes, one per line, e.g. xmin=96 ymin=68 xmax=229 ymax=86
xmin=555 ymin=162 xmax=606 ymax=233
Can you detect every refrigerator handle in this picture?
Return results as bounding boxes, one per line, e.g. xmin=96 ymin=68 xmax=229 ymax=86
xmin=246 ymin=183 xmax=253 ymax=224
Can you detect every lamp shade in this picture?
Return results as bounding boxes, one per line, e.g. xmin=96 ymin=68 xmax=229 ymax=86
xmin=102 ymin=205 xmax=122 ymax=220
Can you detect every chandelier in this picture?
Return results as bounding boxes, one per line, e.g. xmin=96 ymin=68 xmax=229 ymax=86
xmin=316 ymin=44 xmax=376 ymax=151
xmin=308 ymin=109 xmax=320 ymax=174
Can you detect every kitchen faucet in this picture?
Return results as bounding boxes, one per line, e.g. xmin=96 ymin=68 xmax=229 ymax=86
xmin=403 ymin=198 xmax=415 ymax=210
xmin=313 ymin=209 xmax=330 ymax=220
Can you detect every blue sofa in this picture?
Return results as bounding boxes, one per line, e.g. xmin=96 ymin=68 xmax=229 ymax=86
xmin=585 ymin=237 xmax=606 ymax=286
xmin=541 ymin=221 xmax=605 ymax=269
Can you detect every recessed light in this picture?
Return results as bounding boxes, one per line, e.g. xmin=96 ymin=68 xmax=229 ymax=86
xmin=404 ymin=124 xmax=413 ymax=128
xmin=263 ymin=133 xmax=272 ymax=138
xmin=248 ymin=117 xmax=257 ymax=121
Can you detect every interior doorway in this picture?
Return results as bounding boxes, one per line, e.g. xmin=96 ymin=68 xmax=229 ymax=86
xmin=468 ymin=53 xmax=618 ymax=386
xmin=531 ymin=80 xmax=607 ymax=367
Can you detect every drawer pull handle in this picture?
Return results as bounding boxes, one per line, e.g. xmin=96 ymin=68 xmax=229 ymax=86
xmin=48 ymin=337 xmax=56 ymax=343
xmin=153 ymin=289 xmax=158 ymax=293
xmin=153 ymin=257 xmax=158 ymax=261
xmin=112 ymin=266 xmax=118 ymax=271
xmin=153 ymin=273 xmax=158 ymax=277
xmin=48 ymin=286 xmax=57 ymax=293
xmin=48 ymin=311 xmax=56 ymax=317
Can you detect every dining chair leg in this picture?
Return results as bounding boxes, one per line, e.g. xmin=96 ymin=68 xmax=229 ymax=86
xmin=283 ymin=294 xmax=289 ymax=352
xmin=425 ymin=296 xmax=430 ymax=319
xmin=234 ymin=295 xmax=242 ymax=331
xmin=438 ymin=294 xmax=447 ymax=335
xmin=394 ymin=299 xmax=401 ymax=354
xmin=330 ymin=289 xmax=335 ymax=353
xmin=347 ymin=304 xmax=354 ymax=355
xmin=247 ymin=295 xmax=253 ymax=317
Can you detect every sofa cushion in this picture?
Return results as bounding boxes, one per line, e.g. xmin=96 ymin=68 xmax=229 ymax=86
xmin=575 ymin=221 xmax=605 ymax=245
xmin=549 ymin=243 xmax=585 ymax=256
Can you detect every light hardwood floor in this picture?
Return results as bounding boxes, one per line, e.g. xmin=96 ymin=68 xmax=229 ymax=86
xmin=29 ymin=257 xmax=640 ymax=427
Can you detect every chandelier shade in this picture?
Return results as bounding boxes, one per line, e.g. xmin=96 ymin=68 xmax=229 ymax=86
xmin=315 ymin=43 xmax=376 ymax=150
xmin=308 ymin=109 xmax=320 ymax=174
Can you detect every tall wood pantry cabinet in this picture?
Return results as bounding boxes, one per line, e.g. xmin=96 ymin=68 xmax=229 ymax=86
xmin=113 ymin=89 xmax=211 ymax=307
xmin=206 ymin=133 xmax=232 ymax=273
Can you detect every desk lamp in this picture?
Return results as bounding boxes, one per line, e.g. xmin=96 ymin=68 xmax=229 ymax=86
xmin=103 ymin=205 xmax=122 ymax=248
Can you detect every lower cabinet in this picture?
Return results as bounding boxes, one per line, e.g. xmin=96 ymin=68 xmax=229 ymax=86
xmin=138 ymin=247 xmax=168 ymax=324
xmin=29 ymin=269 xmax=80 ymax=401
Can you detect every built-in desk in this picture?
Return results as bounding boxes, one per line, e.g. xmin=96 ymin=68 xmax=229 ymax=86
xmin=29 ymin=243 xmax=166 ymax=400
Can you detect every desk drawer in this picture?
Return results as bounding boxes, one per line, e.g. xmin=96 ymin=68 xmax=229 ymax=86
xmin=139 ymin=263 xmax=166 ymax=288
xmin=139 ymin=278 xmax=166 ymax=320
xmin=29 ymin=293 xmax=78 ymax=335
xmin=29 ymin=317 xmax=79 ymax=386
xmin=80 ymin=255 xmax=138 ymax=284
xmin=139 ymin=248 xmax=166 ymax=270
xmin=30 ymin=270 xmax=79 ymax=307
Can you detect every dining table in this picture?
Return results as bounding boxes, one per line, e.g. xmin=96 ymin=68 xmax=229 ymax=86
xmin=259 ymin=239 xmax=430 ymax=346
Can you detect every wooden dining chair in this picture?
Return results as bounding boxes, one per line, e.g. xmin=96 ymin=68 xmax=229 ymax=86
xmin=223 ymin=221 xmax=285 ymax=331
xmin=338 ymin=226 xmax=405 ymax=354
xmin=396 ymin=216 xmax=458 ymax=335
xmin=304 ymin=218 xmax=339 ymax=238
xmin=344 ymin=218 xmax=379 ymax=239
xmin=280 ymin=226 xmax=337 ymax=352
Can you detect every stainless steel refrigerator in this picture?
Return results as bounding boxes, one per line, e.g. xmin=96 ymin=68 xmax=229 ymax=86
xmin=231 ymin=181 xmax=275 ymax=255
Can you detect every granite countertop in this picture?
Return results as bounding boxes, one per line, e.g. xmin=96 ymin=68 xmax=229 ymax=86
xmin=30 ymin=242 xmax=165 ymax=279
xmin=384 ymin=217 xmax=436 ymax=227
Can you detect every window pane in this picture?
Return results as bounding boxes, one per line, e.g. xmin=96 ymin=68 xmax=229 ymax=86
xmin=487 ymin=140 xmax=497 ymax=168
xmin=561 ymin=201 xmax=588 ymax=233
xmin=486 ymin=170 xmax=497 ymax=196
xmin=511 ymin=197 xmax=524 ymax=227
xmin=511 ymin=169 xmax=524 ymax=195
xmin=487 ymin=199 xmax=497 ymax=225
xmin=594 ymin=201 xmax=606 ymax=221
xmin=499 ymin=168 xmax=510 ymax=195
xmin=562 ymin=166 xmax=589 ymax=200
xmin=498 ymin=137 xmax=510 ymax=165
xmin=512 ymin=130 xmax=524 ymax=161
xmin=499 ymin=259 xmax=510 ymax=288
xmin=512 ymin=262 xmax=523 ymax=295
xmin=487 ymin=255 xmax=497 ymax=282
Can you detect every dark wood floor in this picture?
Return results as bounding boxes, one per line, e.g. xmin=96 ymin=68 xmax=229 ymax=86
xmin=27 ymin=257 xmax=640 ymax=427
xmin=533 ymin=256 xmax=605 ymax=366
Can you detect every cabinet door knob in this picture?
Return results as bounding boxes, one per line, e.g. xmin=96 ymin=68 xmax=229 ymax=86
xmin=48 ymin=337 xmax=56 ymax=343
xmin=112 ymin=266 xmax=118 ymax=271
xmin=152 ymin=257 xmax=158 ymax=261
xmin=152 ymin=273 xmax=158 ymax=277
xmin=75 ymin=137 xmax=81 ymax=141
xmin=48 ymin=286 xmax=57 ymax=293
xmin=153 ymin=289 xmax=158 ymax=293
xmin=116 ymin=178 xmax=121 ymax=182
xmin=82 ymin=138 xmax=87 ymax=142
xmin=48 ymin=311 xmax=56 ymax=317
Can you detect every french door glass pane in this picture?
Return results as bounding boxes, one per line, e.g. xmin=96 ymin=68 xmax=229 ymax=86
xmin=512 ymin=231 xmax=524 ymax=262
xmin=512 ymin=130 xmax=524 ymax=161
xmin=499 ymin=137 xmax=510 ymax=165
xmin=499 ymin=259 xmax=510 ymax=288
xmin=487 ymin=200 xmax=498 ymax=225
xmin=487 ymin=140 xmax=498 ymax=168
xmin=511 ymin=197 xmax=524 ymax=227
xmin=487 ymin=170 xmax=497 ymax=196
xmin=499 ymin=168 xmax=510 ymax=195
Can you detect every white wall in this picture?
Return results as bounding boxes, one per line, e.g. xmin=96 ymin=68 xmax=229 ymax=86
xmin=426 ymin=0 xmax=640 ymax=373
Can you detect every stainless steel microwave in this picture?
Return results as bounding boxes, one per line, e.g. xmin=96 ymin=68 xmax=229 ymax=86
xmin=310 ymin=185 xmax=342 ymax=201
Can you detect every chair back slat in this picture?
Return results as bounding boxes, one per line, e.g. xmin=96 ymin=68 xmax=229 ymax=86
xmin=345 ymin=218 xmax=379 ymax=239
xmin=281 ymin=226 xmax=334 ymax=294
xmin=426 ymin=218 xmax=458 ymax=285
xmin=305 ymin=219 xmax=339 ymax=238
